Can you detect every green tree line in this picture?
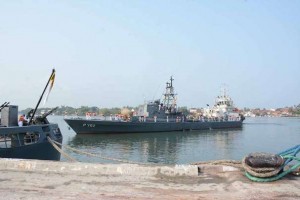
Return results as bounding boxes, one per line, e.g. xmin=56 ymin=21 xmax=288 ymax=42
xmin=20 ymin=104 xmax=300 ymax=117
xmin=21 ymin=106 xmax=136 ymax=116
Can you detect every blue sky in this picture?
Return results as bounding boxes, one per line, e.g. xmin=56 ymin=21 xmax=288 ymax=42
xmin=0 ymin=0 xmax=299 ymax=110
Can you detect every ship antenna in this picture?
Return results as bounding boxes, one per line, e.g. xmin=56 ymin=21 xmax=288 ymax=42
xmin=221 ymin=83 xmax=228 ymax=97
xmin=29 ymin=69 xmax=55 ymax=124
xmin=170 ymin=76 xmax=174 ymax=87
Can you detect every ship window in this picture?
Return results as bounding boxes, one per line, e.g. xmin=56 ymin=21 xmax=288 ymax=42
xmin=10 ymin=133 xmax=25 ymax=147
xmin=24 ymin=132 xmax=40 ymax=145
xmin=0 ymin=134 xmax=12 ymax=148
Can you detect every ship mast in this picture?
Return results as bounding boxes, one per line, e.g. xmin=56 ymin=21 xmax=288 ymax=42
xmin=162 ymin=76 xmax=177 ymax=113
xmin=220 ymin=84 xmax=228 ymax=97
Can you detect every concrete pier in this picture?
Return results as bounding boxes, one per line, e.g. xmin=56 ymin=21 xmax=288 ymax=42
xmin=0 ymin=158 xmax=299 ymax=200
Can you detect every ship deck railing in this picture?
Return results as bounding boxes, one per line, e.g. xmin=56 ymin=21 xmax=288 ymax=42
xmin=65 ymin=116 xmax=241 ymax=123
xmin=0 ymin=131 xmax=41 ymax=148
xmin=136 ymin=117 xmax=241 ymax=123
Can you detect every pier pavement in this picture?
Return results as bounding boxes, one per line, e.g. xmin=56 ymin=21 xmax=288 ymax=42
xmin=0 ymin=158 xmax=299 ymax=200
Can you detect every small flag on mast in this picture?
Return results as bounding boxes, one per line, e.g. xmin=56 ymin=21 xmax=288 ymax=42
xmin=43 ymin=70 xmax=55 ymax=105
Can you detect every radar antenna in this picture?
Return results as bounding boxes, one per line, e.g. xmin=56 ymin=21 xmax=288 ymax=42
xmin=162 ymin=76 xmax=177 ymax=114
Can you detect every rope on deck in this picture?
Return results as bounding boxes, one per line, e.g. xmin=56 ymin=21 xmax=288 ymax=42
xmin=190 ymin=160 xmax=242 ymax=168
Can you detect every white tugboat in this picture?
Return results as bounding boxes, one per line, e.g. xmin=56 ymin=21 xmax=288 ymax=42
xmin=204 ymin=87 xmax=244 ymax=121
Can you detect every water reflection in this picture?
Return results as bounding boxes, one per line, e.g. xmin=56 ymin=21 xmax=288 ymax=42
xmin=68 ymin=128 xmax=242 ymax=164
xmin=48 ymin=116 xmax=300 ymax=164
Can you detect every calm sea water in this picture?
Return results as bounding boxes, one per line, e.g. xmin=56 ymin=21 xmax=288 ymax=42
xmin=48 ymin=116 xmax=300 ymax=164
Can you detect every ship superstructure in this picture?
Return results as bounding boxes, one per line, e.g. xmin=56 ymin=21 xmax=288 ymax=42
xmin=204 ymin=87 xmax=241 ymax=120
xmin=134 ymin=77 xmax=183 ymax=122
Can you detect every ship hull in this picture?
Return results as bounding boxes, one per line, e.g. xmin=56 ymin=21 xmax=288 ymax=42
xmin=0 ymin=141 xmax=61 ymax=161
xmin=64 ymin=119 xmax=243 ymax=134
xmin=0 ymin=124 xmax=63 ymax=161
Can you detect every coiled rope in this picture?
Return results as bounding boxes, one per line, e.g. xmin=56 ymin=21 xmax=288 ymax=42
xmin=243 ymin=144 xmax=300 ymax=182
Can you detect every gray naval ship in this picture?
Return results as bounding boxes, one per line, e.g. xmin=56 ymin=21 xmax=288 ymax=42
xmin=0 ymin=70 xmax=63 ymax=161
xmin=65 ymin=77 xmax=245 ymax=134
xmin=0 ymin=104 xmax=62 ymax=161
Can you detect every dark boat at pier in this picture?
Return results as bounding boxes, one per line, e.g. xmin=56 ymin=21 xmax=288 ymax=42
xmin=0 ymin=70 xmax=63 ymax=161
xmin=65 ymin=77 xmax=245 ymax=134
